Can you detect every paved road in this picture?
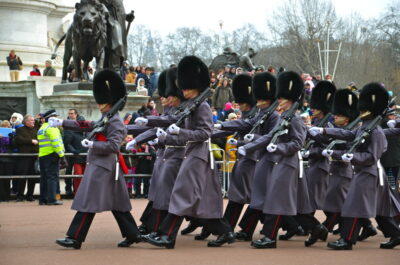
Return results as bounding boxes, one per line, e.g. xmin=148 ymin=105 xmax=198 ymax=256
xmin=0 ymin=200 xmax=398 ymax=265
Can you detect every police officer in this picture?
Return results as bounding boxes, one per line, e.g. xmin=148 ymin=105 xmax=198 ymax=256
xmin=37 ymin=109 xmax=66 ymax=205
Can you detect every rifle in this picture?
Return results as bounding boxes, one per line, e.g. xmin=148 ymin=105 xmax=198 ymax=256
xmin=175 ymin=88 xmax=212 ymax=127
xmin=85 ymin=96 xmax=127 ymax=140
xmin=247 ymin=100 xmax=279 ymax=135
xmin=173 ymin=100 xmax=190 ymax=116
xmin=303 ymin=112 xmax=333 ymax=153
xmin=325 ymin=116 xmax=361 ymax=151
xmin=230 ymin=105 xmax=259 ymax=139
xmin=269 ymin=101 xmax=300 ymax=145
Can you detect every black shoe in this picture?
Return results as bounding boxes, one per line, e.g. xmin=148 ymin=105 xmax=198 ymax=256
xmin=143 ymin=234 xmax=175 ymax=249
xmin=207 ymin=232 xmax=235 ymax=247
xmin=296 ymin=226 xmax=308 ymax=236
xmin=137 ymin=224 xmax=149 ymax=235
xmin=332 ymin=228 xmax=340 ymax=235
xmin=380 ymin=236 xmax=400 ymax=249
xmin=180 ymin=221 xmax=199 ymax=235
xmin=305 ymin=224 xmax=328 ymax=247
xmin=39 ymin=201 xmax=47 ymax=205
xmin=25 ymin=195 xmax=34 ymax=202
xmin=16 ymin=196 xmax=24 ymax=202
xmin=118 ymin=235 xmax=142 ymax=247
xmin=195 ymin=229 xmax=211 ymax=240
xmin=279 ymin=226 xmax=302 ymax=241
xmin=56 ymin=237 xmax=82 ymax=249
xmin=358 ymin=225 xmax=377 ymax=241
xmin=65 ymin=191 xmax=74 ymax=199
xmin=251 ymin=237 xmax=276 ymax=249
xmin=327 ymin=238 xmax=353 ymax=250
xmin=234 ymin=230 xmax=252 ymax=241
xmin=47 ymin=201 xmax=63 ymax=205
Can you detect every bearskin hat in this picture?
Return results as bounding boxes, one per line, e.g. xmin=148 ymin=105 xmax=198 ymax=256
xmin=157 ymin=69 xmax=168 ymax=98
xmin=177 ymin=56 xmax=210 ymax=92
xmin=358 ymin=83 xmax=389 ymax=117
xmin=310 ymin=81 xmax=336 ymax=114
xmin=252 ymin=72 xmax=277 ymax=101
xmin=232 ymin=74 xmax=255 ymax=106
xmin=93 ymin=69 xmax=127 ymax=110
xmin=166 ymin=67 xmax=184 ymax=100
xmin=332 ymin=89 xmax=359 ymax=122
xmin=276 ymin=71 xmax=303 ymax=102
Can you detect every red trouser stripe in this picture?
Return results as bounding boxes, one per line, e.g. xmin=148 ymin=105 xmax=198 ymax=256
xmin=270 ymin=215 xmax=281 ymax=239
xmin=74 ymin=213 xmax=88 ymax=240
xmin=231 ymin=204 xmax=241 ymax=227
xmin=167 ymin=216 xmax=178 ymax=237
xmin=347 ymin=218 xmax=358 ymax=241
xmin=154 ymin=210 xmax=161 ymax=232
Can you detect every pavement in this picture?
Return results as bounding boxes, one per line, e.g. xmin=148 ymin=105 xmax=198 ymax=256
xmin=0 ymin=199 xmax=398 ymax=265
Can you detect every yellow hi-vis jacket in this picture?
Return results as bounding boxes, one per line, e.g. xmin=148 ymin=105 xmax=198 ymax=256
xmin=37 ymin=122 xmax=65 ymax=157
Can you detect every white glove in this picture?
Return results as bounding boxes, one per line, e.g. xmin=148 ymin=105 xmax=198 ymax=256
xmin=244 ymin=134 xmax=254 ymax=143
xmin=341 ymin=153 xmax=353 ymax=163
xmin=238 ymin=146 xmax=246 ymax=156
xmin=387 ymin=120 xmax=396 ymax=128
xmin=126 ymin=140 xmax=136 ymax=150
xmin=227 ymin=138 xmax=237 ymax=146
xmin=156 ymin=128 xmax=167 ymax=141
xmin=135 ymin=117 xmax=148 ymax=126
xmin=148 ymin=138 xmax=159 ymax=146
xmin=81 ymin=139 xmax=93 ymax=148
xmin=168 ymin=124 xmax=180 ymax=135
xmin=322 ymin=149 xmax=333 ymax=158
xmin=48 ymin=117 xmax=63 ymax=127
xmin=214 ymin=124 xmax=222 ymax=129
xmin=309 ymin=127 xmax=324 ymax=136
xmin=302 ymin=150 xmax=310 ymax=158
xmin=267 ymin=143 xmax=277 ymax=153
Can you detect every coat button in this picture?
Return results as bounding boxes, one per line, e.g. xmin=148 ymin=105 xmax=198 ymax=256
xmin=87 ymin=162 xmax=90 ymax=165
xmin=329 ymin=173 xmax=332 ymax=176
xmin=275 ymin=162 xmax=278 ymax=165
xmin=163 ymin=159 xmax=166 ymax=161
xmin=184 ymin=156 xmax=187 ymax=159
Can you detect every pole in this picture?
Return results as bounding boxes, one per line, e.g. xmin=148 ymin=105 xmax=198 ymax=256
xmin=332 ymin=42 xmax=342 ymax=81
xmin=317 ymin=42 xmax=324 ymax=77
xmin=326 ymin=21 xmax=330 ymax=77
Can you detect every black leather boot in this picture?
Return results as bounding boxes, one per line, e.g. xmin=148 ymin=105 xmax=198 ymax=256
xmin=279 ymin=226 xmax=302 ymax=240
xmin=143 ymin=234 xmax=175 ymax=249
xmin=380 ymin=236 xmax=400 ymax=249
xmin=357 ymin=224 xmax=377 ymax=241
xmin=137 ymin=224 xmax=149 ymax=235
xmin=55 ymin=237 xmax=82 ymax=249
xmin=305 ymin=224 xmax=328 ymax=247
xmin=251 ymin=237 xmax=276 ymax=249
xmin=194 ymin=228 xmax=211 ymax=241
xmin=117 ymin=235 xmax=142 ymax=247
xmin=327 ymin=238 xmax=353 ymax=250
xmin=234 ymin=230 xmax=252 ymax=241
xmin=180 ymin=221 xmax=200 ymax=235
xmin=207 ymin=232 xmax=235 ymax=247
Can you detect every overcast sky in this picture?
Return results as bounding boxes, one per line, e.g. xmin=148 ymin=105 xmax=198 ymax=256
xmin=62 ymin=0 xmax=393 ymax=35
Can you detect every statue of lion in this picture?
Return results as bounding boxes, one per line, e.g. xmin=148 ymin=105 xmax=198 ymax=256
xmin=59 ymin=0 xmax=108 ymax=82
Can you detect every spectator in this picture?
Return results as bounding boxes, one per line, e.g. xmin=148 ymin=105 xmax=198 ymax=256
xmin=120 ymin=61 xmax=129 ymax=80
xmin=37 ymin=109 xmax=66 ymax=205
xmin=313 ymin=74 xmax=322 ymax=86
xmin=123 ymin=113 xmax=133 ymax=125
xmin=149 ymin=68 xmax=158 ymax=96
xmin=255 ymin=65 xmax=265 ymax=73
xmin=9 ymin=112 xmax=23 ymax=195
xmin=136 ymin=67 xmax=152 ymax=92
xmin=87 ymin=66 xmax=94 ymax=81
xmin=30 ymin=64 xmax=41 ymax=76
xmin=381 ymin=109 xmax=400 ymax=191
xmin=6 ymin=49 xmax=23 ymax=82
xmin=10 ymin=113 xmax=24 ymax=131
xmin=223 ymin=65 xmax=231 ymax=77
xmin=147 ymin=99 xmax=159 ymax=116
xmin=43 ymin=60 xmax=56 ymax=76
xmin=0 ymin=120 xmax=13 ymax=201
xmin=236 ymin=67 xmax=243 ymax=75
xmin=14 ymin=114 xmax=39 ymax=201
xmin=121 ymin=135 xmax=135 ymax=198
xmin=325 ymin=74 xmax=333 ymax=82
xmin=134 ymin=143 xmax=156 ymax=198
xmin=126 ymin=66 xmax=137 ymax=84
xmin=63 ymin=110 xmax=87 ymax=195
xmin=137 ymin=78 xmax=148 ymax=96
xmin=227 ymin=66 xmax=236 ymax=79
xmin=135 ymin=65 xmax=142 ymax=74
xmin=212 ymin=78 xmax=234 ymax=117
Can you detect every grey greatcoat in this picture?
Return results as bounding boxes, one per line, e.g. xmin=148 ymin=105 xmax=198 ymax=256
xmin=164 ymin=100 xmax=224 ymax=218
xmin=63 ymin=114 xmax=131 ymax=213
xmin=305 ymin=134 xmax=331 ymax=210
xmin=325 ymin=121 xmax=400 ymax=218
xmin=242 ymin=113 xmax=307 ymax=215
xmin=220 ymin=107 xmax=279 ymax=205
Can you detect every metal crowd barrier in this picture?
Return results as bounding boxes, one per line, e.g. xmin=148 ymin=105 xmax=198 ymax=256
xmin=211 ymin=147 xmax=229 ymax=197
xmin=0 ymin=152 xmax=153 ymax=179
